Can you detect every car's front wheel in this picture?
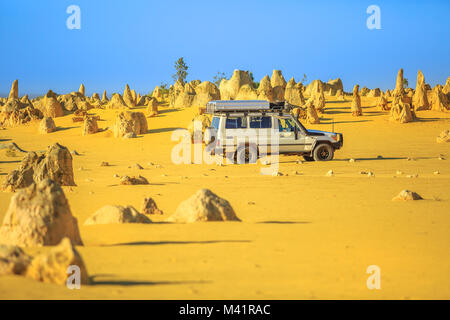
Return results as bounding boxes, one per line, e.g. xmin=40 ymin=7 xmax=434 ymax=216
xmin=313 ymin=143 xmax=334 ymax=161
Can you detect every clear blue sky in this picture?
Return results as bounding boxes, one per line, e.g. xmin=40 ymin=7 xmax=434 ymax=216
xmin=0 ymin=0 xmax=449 ymax=97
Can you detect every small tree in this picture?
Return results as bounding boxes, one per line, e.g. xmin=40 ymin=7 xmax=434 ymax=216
xmin=213 ymin=72 xmax=227 ymax=87
xmin=172 ymin=57 xmax=189 ymax=84
xmin=247 ymin=71 xmax=259 ymax=89
xmin=402 ymin=78 xmax=409 ymax=89
xmin=159 ymin=82 xmax=169 ymax=95
xmin=301 ymin=74 xmax=307 ymax=84
xmin=150 ymin=82 xmax=169 ymax=97
xmin=247 ymin=71 xmax=254 ymax=82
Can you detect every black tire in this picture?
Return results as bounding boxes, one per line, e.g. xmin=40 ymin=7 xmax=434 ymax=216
xmin=313 ymin=143 xmax=334 ymax=161
xmin=236 ymin=144 xmax=258 ymax=164
xmin=303 ymin=155 xmax=315 ymax=162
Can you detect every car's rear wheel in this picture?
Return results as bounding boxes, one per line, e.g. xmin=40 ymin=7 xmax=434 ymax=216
xmin=313 ymin=143 xmax=334 ymax=161
xmin=236 ymin=144 xmax=258 ymax=164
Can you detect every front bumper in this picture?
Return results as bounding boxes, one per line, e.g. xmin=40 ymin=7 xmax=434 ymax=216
xmin=332 ymin=133 xmax=344 ymax=149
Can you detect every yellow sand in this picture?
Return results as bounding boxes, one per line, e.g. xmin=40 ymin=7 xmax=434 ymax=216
xmin=0 ymin=97 xmax=449 ymax=299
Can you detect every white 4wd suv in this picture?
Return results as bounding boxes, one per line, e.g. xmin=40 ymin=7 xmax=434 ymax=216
xmin=204 ymin=100 xmax=343 ymax=162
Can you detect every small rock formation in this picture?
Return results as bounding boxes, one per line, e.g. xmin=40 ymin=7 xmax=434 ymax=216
xmin=430 ymin=85 xmax=449 ymax=112
xmin=136 ymin=94 xmax=148 ymax=106
xmin=145 ymin=95 xmax=158 ymax=107
xmin=443 ymin=77 xmax=450 ymax=99
xmin=123 ymin=84 xmax=136 ymax=108
xmin=58 ymin=92 xmax=93 ymax=112
xmin=0 ymin=179 xmax=83 ymax=246
xmin=79 ymin=84 xmax=85 ymax=97
xmin=169 ymin=80 xmax=186 ymax=107
xmin=131 ymin=89 xmax=137 ymax=105
xmin=0 ymin=80 xmax=44 ymax=127
xmin=0 ymin=97 xmax=42 ymax=127
xmin=192 ymin=81 xmax=221 ymax=107
xmin=257 ymin=75 xmax=274 ymax=101
xmin=168 ymin=189 xmax=240 ymax=223
xmin=152 ymin=86 xmax=162 ymax=100
xmin=8 ymin=80 xmax=19 ymax=100
xmin=291 ymin=107 xmax=306 ymax=120
xmin=90 ymin=93 xmax=101 ymax=108
xmin=167 ymin=84 xmax=174 ymax=106
xmin=359 ymin=86 xmax=369 ymax=96
xmin=235 ymin=84 xmax=258 ymax=100
xmin=146 ymin=97 xmax=159 ymax=117
xmin=219 ymin=70 xmax=253 ymax=100
xmin=3 ymin=143 xmax=76 ymax=191
xmin=393 ymin=68 xmax=405 ymax=96
xmin=119 ymin=175 xmax=149 ymax=185
xmin=101 ymin=90 xmax=109 ymax=103
xmin=367 ymin=88 xmax=381 ymax=97
xmin=82 ymin=117 xmax=99 ymax=136
xmin=84 ymin=205 xmax=151 ymax=225
xmin=270 ymin=70 xmax=287 ymax=101
xmin=173 ymin=82 xmax=196 ymax=108
xmin=26 ymin=238 xmax=89 ymax=285
xmin=311 ymin=80 xmax=326 ymax=112
xmin=20 ymin=94 xmax=33 ymax=106
xmin=390 ymin=95 xmax=414 ymax=123
xmin=71 ymin=109 xmax=88 ymax=122
xmin=412 ymin=70 xmax=430 ymax=111
xmin=129 ymin=163 xmax=143 ymax=170
xmin=113 ymin=111 xmax=148 ymax=138
xmin=39 ymin=90 xmax=64 ymax=118
xmin=0 ymin=142 xmax=27 ymax=157
xmin=322 ymin=78 xmax=344 ymax=96
xmin=392 ymin=190 xmax=423 ymax=201
xmin=385 ymin=89 xmax=392 ymax=98
xmin=305 ymin=100 xmax=320 ymax=124
xmin=376 ymin=93 xmax=389 ymax=111
xmin=284 ymin=78 xmax=305 ymax=106
xmin=141 ymin=197 xmax=163 ymax=215
xmin=38 ymin=116 xmax=56 ymax=134
xmin=105 ymin=93 xmax=128 ymax=109
xmin=436 ymin=130 xmax=450 ymax=143
xmin=0 ymin=244 xmax=31 ymax=276
xmin=351 ymin=85 xmax=363 ymax=116
xmin=187 ymin=114 xmax=211 ymax=142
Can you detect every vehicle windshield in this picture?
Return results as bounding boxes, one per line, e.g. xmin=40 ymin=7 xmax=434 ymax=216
xmin=291 ymin=116 xmax=307 ymax=133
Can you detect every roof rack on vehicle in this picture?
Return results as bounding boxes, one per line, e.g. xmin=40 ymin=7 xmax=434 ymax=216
xmin=206 ymin=100 xmax=290 ymax=114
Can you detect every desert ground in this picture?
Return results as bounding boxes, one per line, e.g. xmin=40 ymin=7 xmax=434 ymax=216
xmin=0 ymin=93 xmax=449 ymax=300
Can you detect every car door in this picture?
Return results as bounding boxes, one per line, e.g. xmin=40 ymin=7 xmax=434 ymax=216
xmin=276 ymin=116 xmax=310 ymax=153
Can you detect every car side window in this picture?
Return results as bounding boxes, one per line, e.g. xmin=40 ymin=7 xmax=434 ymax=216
xmin=249 ymin=116 xmax=272 ymax=129
xmin=278 ymin=119 xmax=295 ymax=132
xmin=225 ymin=117 xmax=246 ymax=129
